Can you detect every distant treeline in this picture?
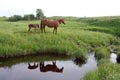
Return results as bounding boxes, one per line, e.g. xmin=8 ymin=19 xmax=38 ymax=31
xmin=8 ymin=9 xmax=45 ymax=21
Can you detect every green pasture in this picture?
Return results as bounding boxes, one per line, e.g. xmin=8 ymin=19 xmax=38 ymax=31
xmin=0 ymin=18 xmax=116 ymax=57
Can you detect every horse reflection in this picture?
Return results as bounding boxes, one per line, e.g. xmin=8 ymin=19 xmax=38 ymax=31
xmin=28 ymin=62 xmax=38 ymax=70
xmin=40 ymin=62 xmax=64 ymax=73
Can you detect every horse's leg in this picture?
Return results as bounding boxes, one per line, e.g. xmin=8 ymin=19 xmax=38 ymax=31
xmin=41 ymin=25 xmax=43 ymax=33
xmin=53 ymin=28 xmax=55 ymax=34
xmin=53 ymin=61 xmax=56 ymax=66
xmin=34 ymin=27 xmax=36 ymax=32
xmin=44 ymin=27 xmax=46 ymax=33
xmin=56 ymin=28 xmax=57 ymax=34
xmin=28 ymin=27 xmax=31 ymax=32
xmin=41 ymin=25 xmax=44 ymax=33
xmin=43 ymin=25 xmax=45 ymax=33
xmin=53 ymin=27 xmax=57 ymax=34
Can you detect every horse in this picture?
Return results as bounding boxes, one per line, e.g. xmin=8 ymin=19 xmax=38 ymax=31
xmin=28 ymin=24 xmax=39 ymax=32
xmin=40 ymin=19 xmax=65 ymax=34
xmin=40 ymin=62 xmax=64 ymax=73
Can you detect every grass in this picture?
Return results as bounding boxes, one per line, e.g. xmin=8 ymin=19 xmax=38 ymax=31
xmin=84 ymin=59 xmax=120 ymax=80
xmin=78 ymin=16 xmax=120 ymax=37
xmin=0 ymin=19 xmax=116 ymax=58
xmin=95 ymin=47 xmax=111 ymax=60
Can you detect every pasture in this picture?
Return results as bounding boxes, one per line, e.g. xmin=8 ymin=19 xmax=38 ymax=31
xmin=0 ymin=16 xmax=120 ymax=80
xmin=0 ymin=17 xmax=118 ymax=57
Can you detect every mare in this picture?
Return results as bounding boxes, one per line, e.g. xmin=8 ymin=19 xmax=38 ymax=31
xmin=28 ymin=24 xmax=39 ymax=32
xmin=28 ymin=62 xmax=38 ymax=70
xmin=40 ymin=19 xmax=65 ymax=34
xmin=40 ymin=62 xmax=64 ymax=73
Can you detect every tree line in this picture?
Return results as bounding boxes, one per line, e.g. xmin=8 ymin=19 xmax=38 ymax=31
xmin=8 ymin=9 xmax=45 ymax=21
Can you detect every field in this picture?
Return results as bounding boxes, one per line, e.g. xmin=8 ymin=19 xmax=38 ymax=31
xmin=0 ymin=16 xmax=120 ymax=80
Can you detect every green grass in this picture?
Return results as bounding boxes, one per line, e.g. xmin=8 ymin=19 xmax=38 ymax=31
xmin=95 ymin=47 xmax=111 ymax=60
xmin=0 ymin=19 xmax=116 ymax=58
xmin=84 ymin=59 xmax=120 ymax=80
xmin=0 ymin=17 xmax=118 ymax=58
xmin=78 ymin=16 xmax=120 ymax=36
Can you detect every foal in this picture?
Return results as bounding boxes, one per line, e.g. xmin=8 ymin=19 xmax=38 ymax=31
xmin=28 ymin=24 xmax=39 ymax=32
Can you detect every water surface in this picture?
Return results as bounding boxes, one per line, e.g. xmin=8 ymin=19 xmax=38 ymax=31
xmin=0 ymin=54 xmax=97 ymax=80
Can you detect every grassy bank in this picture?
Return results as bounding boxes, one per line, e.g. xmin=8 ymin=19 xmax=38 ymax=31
xmin=84 ymin=59 xmax=120 ymax=80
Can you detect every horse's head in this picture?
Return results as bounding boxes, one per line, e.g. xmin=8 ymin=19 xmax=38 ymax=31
xmin=58 ymin=19 xmax=65 ymax=25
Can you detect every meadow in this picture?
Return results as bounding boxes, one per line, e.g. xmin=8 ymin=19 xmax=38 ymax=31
xmin=0 ymin=16 xmax=120 ymax=80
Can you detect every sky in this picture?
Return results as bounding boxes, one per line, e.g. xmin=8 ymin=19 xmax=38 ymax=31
xmin=0 ymin=0 xmax=120 ymax=17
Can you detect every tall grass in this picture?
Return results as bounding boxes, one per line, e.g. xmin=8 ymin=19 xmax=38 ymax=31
xmin=95 ymin=47 xmax=111 ymax=60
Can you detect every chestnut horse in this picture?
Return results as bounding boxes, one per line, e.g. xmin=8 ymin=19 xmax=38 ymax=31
xmin=40 ymin=19 xmax=65 ymax=34
xmin=28 ymin=24 xmax=39 ymax=32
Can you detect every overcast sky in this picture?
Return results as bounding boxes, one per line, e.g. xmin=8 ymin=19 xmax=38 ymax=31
xmin=0 ymin=0 xmax=120 ymax=17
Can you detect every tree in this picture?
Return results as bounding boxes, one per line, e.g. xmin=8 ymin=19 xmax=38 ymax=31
xmin=8 ymin=15 xmax=22 ymax=21
xmin=23 ymin=14 xmax=35 ymax=20
xmin=36 ymin=9 xmax=44 ymax=20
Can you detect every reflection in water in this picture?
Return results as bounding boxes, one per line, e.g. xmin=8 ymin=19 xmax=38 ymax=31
xmin=0 ymin=54 xmax=97 ymax=80
xmin=40 ymin=62 xmax=64 ymax=73
xmin=28 ymin=63 xmax=38 ymax=70
xmin=73 ymin=58 xmax=86 ymax=67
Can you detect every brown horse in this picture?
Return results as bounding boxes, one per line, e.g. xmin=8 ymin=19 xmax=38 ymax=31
xmin=40 ymin=62 xmax=64 ymax=73
xmin=40 ymin=19 xmax=65 ymax=34
xmin=28 ymin=24 xmax=39 ymax=32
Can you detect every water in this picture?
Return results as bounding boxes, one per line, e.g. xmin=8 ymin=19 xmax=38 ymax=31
xmin=110 ymin=53 xmax=117 ymax=63
xmin=110 ymin=52 xmax=120 ymax=63
xmin=0 ymin=54 xmax=97 ymax=80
